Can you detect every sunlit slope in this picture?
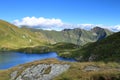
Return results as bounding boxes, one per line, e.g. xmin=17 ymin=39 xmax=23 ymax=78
xmin=0 ymin=20 xmax=47 ymax=49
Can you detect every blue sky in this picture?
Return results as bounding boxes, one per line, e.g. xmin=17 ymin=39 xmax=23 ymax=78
xmin=0 ymin=0 xmax=120 ymax=31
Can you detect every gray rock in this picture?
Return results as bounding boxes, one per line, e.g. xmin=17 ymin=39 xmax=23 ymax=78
xmin=89 ymin=54 xmax=97 ymax=61
xmin=10 ymin=71 xmax=18 ymax=80
xmin=84 ymin=65 xmax=100 ymax=71
xmin=11 ymin=64 xmax=70 ymax=80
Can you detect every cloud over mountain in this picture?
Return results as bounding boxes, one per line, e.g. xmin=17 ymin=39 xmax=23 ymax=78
xmin=13 ymin=17 xmax=120 ymax=32
xmin=13 ymin=17 xmax=63 ymax=27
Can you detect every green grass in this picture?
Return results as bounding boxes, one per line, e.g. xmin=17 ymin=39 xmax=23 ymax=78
xmin=54 ymin=61 xmax=120 ymax=80
xmin=0 ymin=20 xmax=48 ymax=50
xmin=68 ymin=31 xmax=120 ymax=62
xmin=48 ymin=32 xmax=120 ymax=62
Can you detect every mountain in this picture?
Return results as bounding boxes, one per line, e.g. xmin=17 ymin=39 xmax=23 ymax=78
xmin=91 ymin=27 xmax=108 ymax=40
xmin=23 ymin=26 xmax=113 ymax=46
xmin=0 ymin=20 xmax=47 ymax=50
xmin=0 ymin=20 xmax=119 ymax=80
xmin=66 ymin=31 xmax=120 ymax=62
xmin=0 ymin=20 xmax=115 ymax=61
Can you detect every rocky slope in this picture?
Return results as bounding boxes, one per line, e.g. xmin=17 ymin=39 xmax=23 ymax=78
xmin=11 ymin=64 xmax=70 ymax=80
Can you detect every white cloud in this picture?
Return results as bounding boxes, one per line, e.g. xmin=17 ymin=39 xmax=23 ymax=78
xmin=13 ymin=16 xmax=64 ymax=29
xmin=13 ymin=17 xmax=120 ymax=32
xmin=112 ymin=25 xmax=120 ymax=32
xmin=76 ymin=24 xmax=95 ymax=30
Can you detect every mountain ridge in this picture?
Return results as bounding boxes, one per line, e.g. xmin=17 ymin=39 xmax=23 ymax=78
xmin=23 ymin=26 xmax=113 ymax=45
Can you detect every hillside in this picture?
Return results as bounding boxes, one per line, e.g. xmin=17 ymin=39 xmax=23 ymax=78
xmin=0 ymin=20 xmax=48 ymax=50
xmin=24 ymin=27 xmax=113 ymax=45
xmin=64 ymin=31 xmax=120 ymax=62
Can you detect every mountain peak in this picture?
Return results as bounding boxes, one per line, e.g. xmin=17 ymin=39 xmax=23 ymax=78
xmin=63 ymin=28 xmax=81 ymax=31
xmin=91 ymin=26 xmax=104 ymax=33
xmin=62 ymin=29 xmax=72 ymax=31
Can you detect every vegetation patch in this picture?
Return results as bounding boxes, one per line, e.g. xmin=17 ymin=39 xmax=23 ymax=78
xmin=44 ymin=66 xmax=52 ymax=74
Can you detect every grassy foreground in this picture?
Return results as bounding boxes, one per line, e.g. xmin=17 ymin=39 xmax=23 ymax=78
xmin=0 ymin=59 xmax=120 ymax=80
xmin=54 ymin=61 xmax=120 ymax=80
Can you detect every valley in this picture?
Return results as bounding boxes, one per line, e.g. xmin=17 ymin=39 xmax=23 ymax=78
xmin=0 ymin=20 xmax=120 ymax=80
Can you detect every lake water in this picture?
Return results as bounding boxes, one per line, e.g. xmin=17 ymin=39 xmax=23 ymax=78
xmin=0 ymin=52 xmax=76 ymax=69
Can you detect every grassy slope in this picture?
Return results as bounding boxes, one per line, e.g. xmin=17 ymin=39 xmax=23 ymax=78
xmin=54 ymin=61 xmax=120 ymax=80
xmin=65 ymin=31 xmax=120 ymax=62
xmin=0 ymin=59 xmax=120 ymax=80
xmin=0 ymin=20 xmax=48 ymax=50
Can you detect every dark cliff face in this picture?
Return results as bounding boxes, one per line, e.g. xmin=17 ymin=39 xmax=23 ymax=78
xmin=62 ymin=28 xmax=82 ymax=45
xmin=62 ymin=29 xmax=72 ymax=31
xmin=73 ymin=28 xmax=82 ymax=45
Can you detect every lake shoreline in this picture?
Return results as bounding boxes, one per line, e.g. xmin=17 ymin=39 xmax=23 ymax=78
xmin=0 ymin=51 xmax=76 ymax=70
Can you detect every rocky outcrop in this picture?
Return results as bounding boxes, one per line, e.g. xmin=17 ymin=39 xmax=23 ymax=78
xmin=10 ymin=71 xmax=18 ymax=80
xmin=88 ymin=54 xmax=98 ymax=61
xmin=83 ymin=65 xmax=120 ymax=72
xmin=84 ymin=66 xmax=100 ymax=71
xmin=10 ymin=64 xmax=70 ymax=80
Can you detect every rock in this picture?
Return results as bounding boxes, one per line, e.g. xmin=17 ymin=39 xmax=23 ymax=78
xmin=89 ymin=54 xmax=97 ymax=61
xmin=10 ymin=64 xmax=70 ymax=80
xmin=10 ymin=71 xmax=18 ymax=80
xmin=84 ymin=65 xmax=120 ymax=72
xmin=84 ymin=65 xmax=100 ymax=71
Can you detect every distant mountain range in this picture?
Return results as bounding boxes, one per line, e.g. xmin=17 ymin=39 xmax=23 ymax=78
xmin=23 ymin=26 xmax=113 ymax=46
